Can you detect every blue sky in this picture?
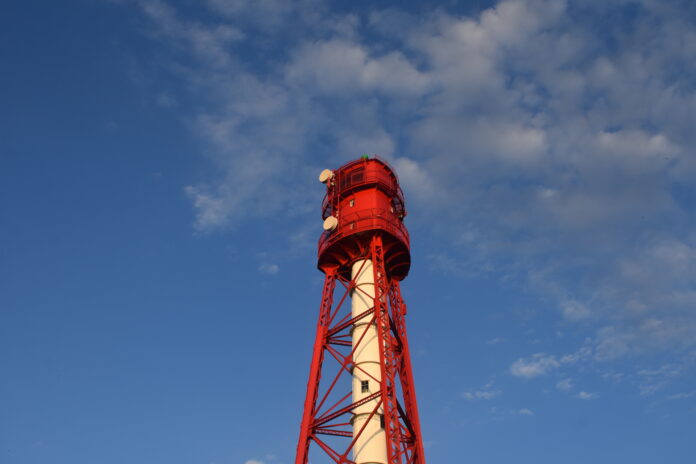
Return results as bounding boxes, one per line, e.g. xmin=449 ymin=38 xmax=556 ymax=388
xmin=2 ymin=0 xmax=696 ymax=463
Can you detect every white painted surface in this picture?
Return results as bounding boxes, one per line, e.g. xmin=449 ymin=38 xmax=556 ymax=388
xmin=351 ymin=259 xmax=387 ymax=464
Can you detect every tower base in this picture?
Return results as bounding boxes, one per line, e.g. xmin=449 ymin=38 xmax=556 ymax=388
xmin=295 ymin=234 xmax=426 ymax=464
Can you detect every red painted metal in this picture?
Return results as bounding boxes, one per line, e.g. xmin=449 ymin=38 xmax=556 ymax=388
xmin=295 ymin=157 xmax=426 ymax=464
xmin=317 ymin=157 xmax=411 ymax=281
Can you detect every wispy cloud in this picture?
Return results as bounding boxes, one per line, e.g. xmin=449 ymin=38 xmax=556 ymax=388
xmin=462 ymin=390 xmax=501 ymax=400
xmin=666 ymin=391 xmax=696 ymax=401
xmin=134 ymin=0 xmax=696 ymax=366
xmin=462 ymin=381 xmax=502 ymax=400
xmin=576 ymin=391 xmax=599 ymax=400
xmin=556 ymin=378 xmax=573 ymax=391
xmin=510 ymin=346 xmax=592 ymax=379
xmin=510 ymin=354 xmax=560 ymax=379
xmin=258 ymin=263 xmax=279 ymax=275
xmin=637 ymin=363 xmax=688 ymax=396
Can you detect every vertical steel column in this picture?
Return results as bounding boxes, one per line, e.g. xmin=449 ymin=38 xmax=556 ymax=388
xmin=389 ymin=281 xmax=426 ymax=463
xmin=295 ymin=270 xmax=337 ymax=464
xmin=371 ymin=235 xmax=404 ymax=464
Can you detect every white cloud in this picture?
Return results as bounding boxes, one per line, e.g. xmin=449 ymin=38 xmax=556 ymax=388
xmin=510 ymin=354 xmax=560 ymax=378
xmin=510 ymin=346 xmax=591 ymax=379
xmin=184 ymin=185 xmax=229 ymax=232
xmin=556 ymin=378 xmax=573 ymax=391
xmin=666 ymin=390 xmax=696 ymax=400
xmin=391 ymin=157 xmax=441 ymax=204
xmin=636 ymin=363 xmax=688 ymax=397
xmin=140 ymin=0 xmax=244 ymax=66
xmin=594 ymin=317 xmax=696 ymax=361
xmin=462 ymin=380 xmax=501 ymax=400
xmin=462 ymin=389 xmax=501 ymax=400
xmin=286 ymin=39 xmax=431 ymax=96
xmin=559 ymin=346 xmax=592 ymax=364
xmin=258 ymin=263 xmax=279 ymax=275
xmin=595 ymin=131 xmax=679 ymax=160
xmin=245 ymin=460 xmax=265 ymax=464
xmin=576 ymin=391 xmax=598 ymax=400
xmin=403 ymin=0 xmax=696 ymax=359
xmin=517 ymin=408 xmax=534 ymax=415
xmin=561 ymin=300 xmax=591 ymax=322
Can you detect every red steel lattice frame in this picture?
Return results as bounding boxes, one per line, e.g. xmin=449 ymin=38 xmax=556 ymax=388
xmin=295 ymin=234 xmax=426 ymax=464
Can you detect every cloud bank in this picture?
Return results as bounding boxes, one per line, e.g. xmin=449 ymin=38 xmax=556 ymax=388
xmin=134 ymin=0 xmax=696 ymax=371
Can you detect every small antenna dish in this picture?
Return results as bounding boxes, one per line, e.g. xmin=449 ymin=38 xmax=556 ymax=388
xmin=323 ymin=216 xmax=338 ymax=231
xmin=318 ymin=169 xmax=334 ymax=183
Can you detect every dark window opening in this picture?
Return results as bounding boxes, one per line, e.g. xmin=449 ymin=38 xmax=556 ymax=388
xmin=391 ymin=197 xmax=405 ymax=217
xmin=361 ymin=380 xmax=369 ymax=393
xmin=340 ymin=168 xmax=365 ymax=190
xmin=380 ymin=414 xmax=385 ymax=429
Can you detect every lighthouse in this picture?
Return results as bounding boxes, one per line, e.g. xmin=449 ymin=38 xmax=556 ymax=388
xmin=295 ymin=156 xmax=426 ymax=464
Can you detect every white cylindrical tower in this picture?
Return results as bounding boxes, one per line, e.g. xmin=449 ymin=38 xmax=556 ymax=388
xmin=351 ymin=259 xmax=387 ymax=464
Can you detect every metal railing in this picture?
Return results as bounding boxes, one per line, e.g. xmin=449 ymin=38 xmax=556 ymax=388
xmin=318 ymin=208 xmax=410 ymax=255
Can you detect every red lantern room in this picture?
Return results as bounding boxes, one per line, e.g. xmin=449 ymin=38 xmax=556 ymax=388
xmin=317 ymin=156 xmax=411 ymax=281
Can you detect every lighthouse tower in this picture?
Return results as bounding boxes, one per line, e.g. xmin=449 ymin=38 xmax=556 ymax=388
xmin=295 ymin=156 xmax=426 ymax=464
